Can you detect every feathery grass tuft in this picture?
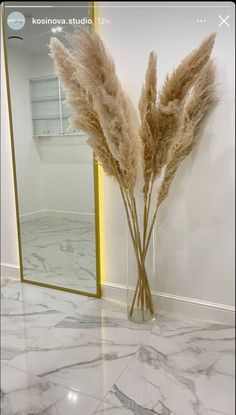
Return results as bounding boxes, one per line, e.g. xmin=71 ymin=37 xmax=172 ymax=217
xmin=153 ymin=33 xmax=216 ymax=177
xmin=50 ymin=37 xmax=121 ymax=179
xmin=139 ymin=51 xmax=158 ymax=197
xmin=66 ymin=29 xmax=141 ymax=191
xmin=50 ymin=31 xmax=217 ymax=321
xmin=157 ymin=59 xmax=217 ymax=207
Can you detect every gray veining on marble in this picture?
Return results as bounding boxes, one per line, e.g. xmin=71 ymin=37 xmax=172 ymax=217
xmin=1 ymin=278 xmax=235 ymax=415
xmin=94 ymin=322 xmax=235 ymax=415
xmin=1 ymin=364 xmax=101 ymax=415
xmin=20 ymin=215 xmax=97 ymax=293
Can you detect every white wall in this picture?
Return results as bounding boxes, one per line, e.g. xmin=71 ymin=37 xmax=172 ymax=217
xmin=7 ymin=47 xmax=44 ymax=216
xmin=30 ymin=53 xmax=95 ymax=215
xmin=99 ymin=2 xmax=235 ymax=318
xmin=30 ymin=53 xmax=54 ymax=78
xmin=5 ymin=49 xmax=95 ymax=217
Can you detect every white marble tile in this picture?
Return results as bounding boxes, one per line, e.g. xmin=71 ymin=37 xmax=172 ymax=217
xmin=41 ymin=391 xmax=101 ymax=415
xmin=20 ymin=280 xmax=94 ymax=314
xmin=1 ymin=296 xmax=151 ymax=399
xmin=1 ymin=364 xmax=100 ymax=415
xmin=1 ymin=302 xmax=66 ymax=366
xmin=1 ymin=298 xmax=26 ymax=314
xmin=1 ymin=300 xmax=63 ymax=322
xmin=5 ymin=310 xmax=151 ymax=401
xmin=20 ymin=215 xmax=97 ymax=293
xmin=95 ymin=318 xmax=235 ymax=415
xmin=1 ymin=277 xmax=93 ymax=315
xmin=1 ymin=364 xmax=67 ymax=415
xmin=1 ymin=279 xmax=24 ymax=302
xmin=1 ymin=279 xmax=234 ymax=415
xmin=154 ymin=315 xmax=235 ymax=354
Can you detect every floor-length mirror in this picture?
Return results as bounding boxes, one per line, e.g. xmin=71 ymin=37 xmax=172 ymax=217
xmin=4 ymin=2 xmax=101 ymax=296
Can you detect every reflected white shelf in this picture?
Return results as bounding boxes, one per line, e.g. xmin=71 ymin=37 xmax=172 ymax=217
xmin=33 ymin=132 xmax=86 ymax=137
xmin=31 ymin=95 xmax=59 ymax=102
xmin=32 ymin=115 xmax=72 ymax=120
xmin=32 ymin=115 xmax=60 ymax=120
xmin=30 ymin=76 xmax=74 ymax=136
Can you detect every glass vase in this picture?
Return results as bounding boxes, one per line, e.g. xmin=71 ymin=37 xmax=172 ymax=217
xmin=126 ymin=219 xmax=156 ymax=324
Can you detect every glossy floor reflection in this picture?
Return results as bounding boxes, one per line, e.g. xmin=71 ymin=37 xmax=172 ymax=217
xmin=1 ymin=278 xmax=235 ymax=415
xmin=20 ymin=215 xmax=97 ymax=293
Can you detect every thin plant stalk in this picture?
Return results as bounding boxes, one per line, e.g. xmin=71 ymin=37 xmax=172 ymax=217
xmin=50 ymin=31 xmax=217 ymax=323
xmin=119 ymin=184 xmax=154 ymax=318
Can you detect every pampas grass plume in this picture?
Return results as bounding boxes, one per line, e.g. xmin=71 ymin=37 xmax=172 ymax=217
xmin=50 ymin=31 xmax=217 ymax=320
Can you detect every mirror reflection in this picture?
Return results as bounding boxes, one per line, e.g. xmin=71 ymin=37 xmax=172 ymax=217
xmin=5 ymin=2 xmax=100 ymax=296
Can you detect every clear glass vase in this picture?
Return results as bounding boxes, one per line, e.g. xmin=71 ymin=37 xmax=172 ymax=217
xmin=126 ymin=219 xmax=156 ymax=324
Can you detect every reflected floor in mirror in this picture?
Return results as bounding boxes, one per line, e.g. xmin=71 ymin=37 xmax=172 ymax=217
xmin=20 ymin=214 xmax=96 ymax=293
xmin=1 ymin=278 xmax=235 ymax=415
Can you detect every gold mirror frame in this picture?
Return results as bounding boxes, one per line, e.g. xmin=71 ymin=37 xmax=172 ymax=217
xmin=1 ymin=1 xmax=102 ymax=298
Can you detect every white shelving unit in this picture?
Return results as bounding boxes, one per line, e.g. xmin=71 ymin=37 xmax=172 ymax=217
xmin=29 ymin=75 xmax=79 ymax=137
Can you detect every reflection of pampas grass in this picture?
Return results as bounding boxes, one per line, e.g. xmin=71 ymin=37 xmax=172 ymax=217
xmin=50 ymin=38 xmax=120 ymax=179
xmin=50 ymin=30 xmax=217 ymax=321
xmin=66 ymin=29 xmax=140 ymax=191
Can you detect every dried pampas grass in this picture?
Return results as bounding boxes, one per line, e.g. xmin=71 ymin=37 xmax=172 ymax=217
xmin=50 ymin=38 xmax=120 ymax=179
xmin=157 ymin=59 xmax=217 ymax=207
xmin=154 ymin=33 xmax=216 ymax=178
xmin=139 ymin=51 xmax=158 ymax=197
xmin=50 ymin=30 xmax=217 ymax=321
xmin=66 ymin=29 xmax=140 ymax=191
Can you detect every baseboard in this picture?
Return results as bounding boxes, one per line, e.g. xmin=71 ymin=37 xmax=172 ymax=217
xmin=20 ymin=210 xmax=46 ymax=223
xmin=20 ymin=209 xmax=95 ymax=223
xmin=102 ymin=282 xmax=235 ymax=325
xmin=1 ymin=264 xmax=234 ymax=325
xmin=45 ymin=210 xmax=95 ymax=222
xmin=0 ymin=262 xmax=20 ymax=279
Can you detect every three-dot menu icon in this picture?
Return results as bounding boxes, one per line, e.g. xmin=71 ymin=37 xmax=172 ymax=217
xmin=196 ymin=19 xmax=207 ymax=23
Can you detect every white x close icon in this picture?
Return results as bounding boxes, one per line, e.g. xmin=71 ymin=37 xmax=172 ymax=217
xmin=218 ymin=15 xmax=231 ymax=27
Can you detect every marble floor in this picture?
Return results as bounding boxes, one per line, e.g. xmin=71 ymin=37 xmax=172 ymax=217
xmin=1 ymin=278 xmax=235 ymax=415
xmin=20 ymin=215 xmax=97 ymax=293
